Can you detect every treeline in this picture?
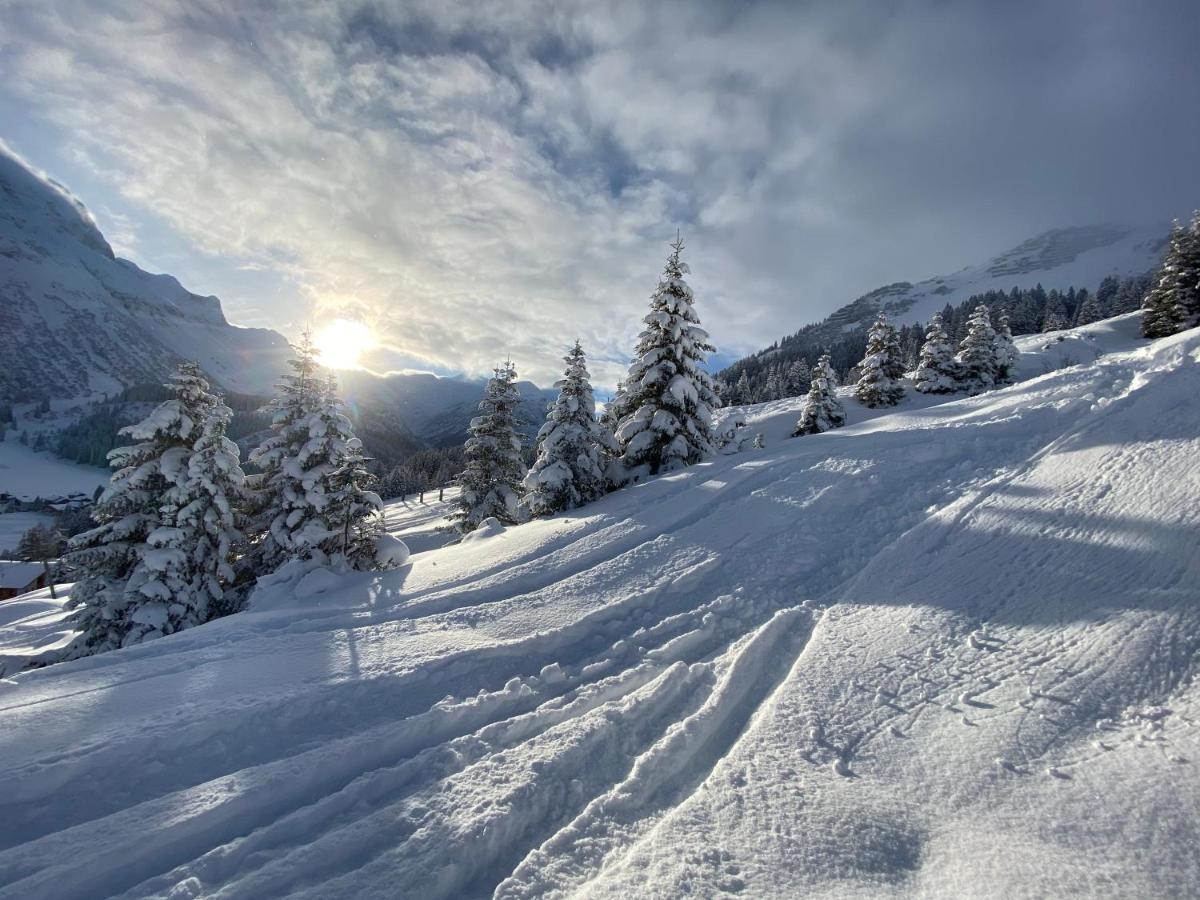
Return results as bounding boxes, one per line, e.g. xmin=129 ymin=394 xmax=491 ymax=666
xmin=716 ymin=272 xmax=1153 ymax=406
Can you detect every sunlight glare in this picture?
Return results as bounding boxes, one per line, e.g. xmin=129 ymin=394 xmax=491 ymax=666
xmin=314 ymin=318 xmax=375 ymax=369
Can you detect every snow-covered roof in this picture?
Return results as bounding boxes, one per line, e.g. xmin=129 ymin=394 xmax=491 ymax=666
xmin=0 ymin=560 xmax=43 ymax=589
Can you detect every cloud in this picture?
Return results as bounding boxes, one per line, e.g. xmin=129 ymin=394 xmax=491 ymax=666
xmin=2 ymin=0 xmax=1198 ymax=388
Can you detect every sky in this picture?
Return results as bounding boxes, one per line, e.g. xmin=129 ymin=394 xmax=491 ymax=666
xmin=1 ymin=0 xmax=1198 ymax=388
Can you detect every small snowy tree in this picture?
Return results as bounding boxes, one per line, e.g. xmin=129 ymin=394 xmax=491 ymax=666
xmin=1142 ymin=214 xmax=1200 ymax=338
xmin=524 ymin=341 xmax=616 ymax=517
xmin=854 ymin=315 xmax=906 ymax=407
xmin=452 ymin=361 xmax=527 ymax=533
xmin=993 ymin=308 xmax=1019 ymax=385
xmin=62 ymin=362 xmax=215 ymax=657
xmin=793 ymin=353 xmax=845 ymax=436
xmin=955 ymin=303 xmax=999 ymax=393
xmin=323 ymin=427 xmax=388 ymax=569
xmin=247 ymin=332 xmax=323 ymax=572
xmin=734 ymin=371 xmax=751 ymax=405
xmin=913 ymin=313 xmax=960 ymax=394
xmin=615 ymin=236 xmax=720 ymax=478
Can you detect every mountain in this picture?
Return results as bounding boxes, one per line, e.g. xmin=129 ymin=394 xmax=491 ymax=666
xmin=0 ymin=146 xmax=293 ymax=404
xmin=2 ymin=313 xmax=1196 ymax=895
xmin=0 ymin=146 xmax=554 ymax=458
xmin=720 ymin=224 xmax=1168 ymax=384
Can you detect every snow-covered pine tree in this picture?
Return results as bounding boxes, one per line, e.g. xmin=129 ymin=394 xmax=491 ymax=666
xmin=793 ymin=353 xmax=845 ymax=436
xmin=61 ymin=362 xmax=216 ymax=657
xmin=1142 ymin=214 xmax=1200 ymax=338
xmin=144 ymin=373 xmax=247 ymax=622
xmin=599 ymin=378 xmax=627 ymax=433
xmin=955 ymin=303 xmax=999 ymax=393
xmin=786 ymin=358 xmax=811 ymax=396
xmin=323 ymin=426 xmax=388 ymax=569
xmin=524 ymin=341 xmax=616 ymax=517
xmin=247 ymin=332 xmax=323 ymax=572
xmin=614 ymin=236 xmax=720 ymax=477
xmin=854 ymin=315 xmax=906 ymax=407
xmin=734 ymin=371 xmax=751 ymax=405
xmin=913 ymin=313 xmax=960 ymax=394
xmin=993 ymin=308 xmax=1019 ymax=384
xmin=452 ymin=361 xmax=527 ymax=533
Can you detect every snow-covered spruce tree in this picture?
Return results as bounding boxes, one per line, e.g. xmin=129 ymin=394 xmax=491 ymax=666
xmin=524 ymin=342 xmax=616 ymax=517
xmin=955 ymin=303 xmax=999 ymax=393
xmin=854 ymin=315 xmax=906 ymax=407
xmin=61 ymin=362 xmax=216 ymax=657
xmin=246 ymin=332 xmax=323 ymax=572
xmin=452 ymin=361 xmax=527 ymax=533
xmin=786 ymin=358 xmax=811 ymax=396
xmin=734 ymin=371 xmax=752 ymax=405
xmin=614 ymin=237 xmax=720 ymax=478
xmin=143 ymin=374 xmax=247 ymax=622
xmin=913 ymin=313 xmax=960 ymax=394
xmin=322 ymin=421 xmax=388 ymax=569
xmin=793 ymin=353 xmax=845 ymax=436
xmin=993 ymin=308 xmax=1019 ymax=385
xmin=1142 ymin=214 xmax=1200 ymax=338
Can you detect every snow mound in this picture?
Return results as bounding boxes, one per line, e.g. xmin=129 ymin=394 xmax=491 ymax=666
xmin=375 ymin=533 xmax=411 ymax=568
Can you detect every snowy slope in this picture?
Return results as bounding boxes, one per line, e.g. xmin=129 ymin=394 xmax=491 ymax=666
xmin=824 ymin=224 xmax=1168 ymax=335
xmin=0 ymin=318 xmax=1197 ymax=898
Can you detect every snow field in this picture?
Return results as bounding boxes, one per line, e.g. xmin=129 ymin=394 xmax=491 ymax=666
xmin=0 ymin=316 xmax=1197 ymax=897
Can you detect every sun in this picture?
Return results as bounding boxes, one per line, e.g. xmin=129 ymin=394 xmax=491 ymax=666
xmin=313 ymin=318 xmax=375 ymax=370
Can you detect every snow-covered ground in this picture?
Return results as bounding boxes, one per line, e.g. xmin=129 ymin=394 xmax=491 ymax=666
xmin=0 ymin=315 xmax=1197 ymax=898
xmin=0 ymin=440 xmax=108 ymax=502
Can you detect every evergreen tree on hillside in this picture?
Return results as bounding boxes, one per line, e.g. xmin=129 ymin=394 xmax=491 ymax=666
xmin=854 ymin=315 xmax=906 ymax=407
xmin=247 ymin=332 xmax=324 ymax=572
xmin=793 ymin=353 xmax=845 ymax=436
xmin=1142 ymin=214 xmax=1200 ymax=338
xmin=786 ymin=358 xmax=811 ymax=396
xmin=913 ymin=313 xmax=960 ymax=394
xmin=1042 ymin=290 xmax=1070 ymax=332
xmin=143 ymin=370 xmax=247 ymax=621
xmin=599 ymin=379 xmax=627 ymax=433
xmin=734 ymin=371 xmax=752 ymax=405
xmin=993 ymin=309 xmax=1019 ymax=384
xmin=452 ymin=361 xmax=527 ymax=533
xmin=615 ymin=237 xmax=720 ymax=477
xmin=323 ymin=424 xmax=388 ymax=569
xmin=956 ymin=304 xmax=999 ymax=393
xmin=62 ymin=363 xmax=215 ymax=657
xmin=524 ymin=341 xmax=615 ymax=517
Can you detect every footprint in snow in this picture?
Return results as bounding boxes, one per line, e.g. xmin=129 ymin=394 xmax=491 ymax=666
xmin=1047 ymin=766 xmax=1071 ymax=780
xmin=832 ymin=758 xmax=854 ymax=778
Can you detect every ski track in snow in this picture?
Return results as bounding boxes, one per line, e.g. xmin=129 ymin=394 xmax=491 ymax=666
xmin=0 ymin=315 xmax=1198 ymax=897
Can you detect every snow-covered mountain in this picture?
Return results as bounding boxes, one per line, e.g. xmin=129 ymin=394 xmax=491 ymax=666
xmin=0 ymin=146 xmax=293 ymax=404
xmin=822 ymin=223 xmax=1168 ymax=335
xmin=2 ymin=312 xmax=1196 ymax=896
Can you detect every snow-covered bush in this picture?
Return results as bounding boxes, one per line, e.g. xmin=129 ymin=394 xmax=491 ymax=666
xmin=524 ymin=341 xmax=615 ymax=517
xmin=452 ymin=361 xmax=527 ymax=533
xmin=1142 ymin=213 xmax=1200 ymax=338
xmin=854 ymin=315 xmax=906 ymax=407
xmin=793 ymin=353 xmax=845 ymax=436
xmin=614 ymin=237 xmax=720 ymax=479
xmin=913 ymin=313 xmax=960 ymax=394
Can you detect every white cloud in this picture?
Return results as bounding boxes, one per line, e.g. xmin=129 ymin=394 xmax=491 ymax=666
xmin=1 ymin=0 xmax=1196 ymax=387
